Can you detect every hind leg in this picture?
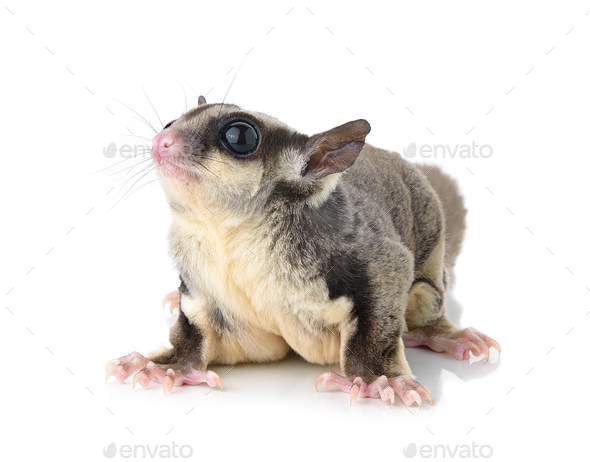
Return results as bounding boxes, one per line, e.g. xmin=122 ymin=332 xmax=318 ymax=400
xmin=404 ymin=232 xmax=500 ymax=362
xmin=404 ymin=279 xmax=501 ymax=361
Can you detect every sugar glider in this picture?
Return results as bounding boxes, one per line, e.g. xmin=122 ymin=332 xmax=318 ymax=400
xmin=106 ymin=96 xmax=500 ymax=407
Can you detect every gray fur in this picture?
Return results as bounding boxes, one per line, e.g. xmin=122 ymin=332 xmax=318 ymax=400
xmin=114 ymin=100 xmax=494 ymax=392
xmin=416 ymin=164 xmax=467 ymax=271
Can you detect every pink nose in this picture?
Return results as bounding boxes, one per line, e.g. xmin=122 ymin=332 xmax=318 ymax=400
xmin=151 ymin=131 xmax=177 ymax=160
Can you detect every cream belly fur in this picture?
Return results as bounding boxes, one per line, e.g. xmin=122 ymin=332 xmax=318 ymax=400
xmin=172 ymin=211 xmax=348 ymax=366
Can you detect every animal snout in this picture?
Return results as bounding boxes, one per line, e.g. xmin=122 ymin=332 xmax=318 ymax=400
xmin=151 ymin=130 xmax=178 ymax=161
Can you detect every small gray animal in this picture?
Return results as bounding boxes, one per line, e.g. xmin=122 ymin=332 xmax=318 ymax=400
xmin=106 ymin=96 xmax=500 ymax=407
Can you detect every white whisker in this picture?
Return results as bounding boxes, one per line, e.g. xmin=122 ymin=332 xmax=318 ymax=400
xmin=175 ymin=79 xmax=188 ymax=114
xmin=112 ymin=163 xmax=155 ymax=199
xmin=142 ymin=84 xmax=163 ymax=128
xmin=92 ymin=156 xmax=149 ymax=174
xmin=115 ymin=99 xmax=158 ymax=134
xmin=109 ymin=158 xmax=152 ymax=177
xmin=218 ymin=56 xmax=248 ymax=117
xmin=186 ymin=81 xmax=204 ymax=110
xmin=122 ymin=178 xmax=158 ymax=202
xmin=108 ymin=168 xmax=155 ymax=211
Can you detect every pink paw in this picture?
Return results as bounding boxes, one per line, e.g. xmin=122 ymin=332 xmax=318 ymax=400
xmin=162 ymin=290 xmax=180 ymax=314
xmin=105 ymin=351 xmax=223 ymax=395
xmin=404 ymin=327 xmax=501 ymax=361
xmin=105 ymin=351 xmax=149 ymax=383
xmin=315 ymin=371 xmax=433 ymax=408
xmin=449 ymin=327 xmax=501 ymax=361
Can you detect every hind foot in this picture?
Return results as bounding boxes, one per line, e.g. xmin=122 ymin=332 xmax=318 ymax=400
xmin=404 ymin=326 xmax=501 ymax=361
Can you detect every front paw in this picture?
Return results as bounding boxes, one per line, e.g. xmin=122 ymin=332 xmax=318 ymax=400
xmin=105 ymin=351 xmax=223 ymax=395
xmin=315 ymin=371 xmax=432 ymax=408
xmin=162 ymin=290 xmax=180 ymax=314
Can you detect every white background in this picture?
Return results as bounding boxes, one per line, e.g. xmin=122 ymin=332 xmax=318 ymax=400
xmin=1 ymin=1 xmax=589 ymax=460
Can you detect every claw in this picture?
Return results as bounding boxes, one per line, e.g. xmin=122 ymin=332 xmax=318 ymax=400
xmin=388 ymin=375 xmax=433 ymax=408
xmin=489 ymin=339 xmax=501 ymax=354
xmin=473 ymin=329 xmax=501 ymax=362
xmin=206 ymin=372 xmax=224 ymax=390
xmin=131 ymin=371 xmax=147 ymax=390
xmin=410 ymin=390 xmax=422 ymax=409
xmin=162 ymin=290 xmax=180 ymax=314
xmin=372 ymin=377 xmax=396 ymax=408
xmin=349 ymin=377 xmax=363 ymax=406
xmin=314 ymin=371 xmax=353 ymax=393
xmin=184 ymin=369 xmax=224 ymax=390
xmin=105 ymin=360 xmax=126 ymax=382
xmin=350 ymin=383 xmax=360 ymax=406
xmin=132 ymin=372 xmax=142 ymax=390
xmin=163 ymin=369 xmax=175 ymax=396
xmin=315 ymin=374 xmax=326 ymax=392
xmin=386 ymin=386 xmax=395 ymax=408
xmin=105 ymin=366 xmax=127 ymax=384
xmin=105 ymin=359 xmax=120 ymax=371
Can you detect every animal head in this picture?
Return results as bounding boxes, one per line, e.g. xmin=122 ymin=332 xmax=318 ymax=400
xmin=151 ymin=96 xmax=370 ymax=219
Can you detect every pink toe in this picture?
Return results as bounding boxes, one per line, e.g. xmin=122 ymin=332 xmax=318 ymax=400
xmin=314 ymin=371 xmax=354 ymax=394
xmin=162 ymin=290 xmax=180 ymax=313
xmin=162 ymin=374 xmax=175 ymax=395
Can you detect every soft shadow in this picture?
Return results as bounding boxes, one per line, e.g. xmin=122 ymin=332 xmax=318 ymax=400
xmin=404 ymin=291 xmax=501 ymax=401
xmin=445 ymin=286 xmax=464 ymax=325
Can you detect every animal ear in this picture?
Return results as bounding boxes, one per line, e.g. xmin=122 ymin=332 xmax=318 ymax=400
xmin=301 ymin=119 xmax=371 ymax=179
xmin=198 ymin=95 xmax=207 ymax=106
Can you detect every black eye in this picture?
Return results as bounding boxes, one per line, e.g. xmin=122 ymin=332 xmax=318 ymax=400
xmin=219 ymin=121 xmax=259 ymax=156
xmin=163 ymin=119 xmax=176 ymax=130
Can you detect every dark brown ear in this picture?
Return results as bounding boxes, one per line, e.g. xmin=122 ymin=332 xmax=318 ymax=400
xmin=198 ymin=95 xmax=207 ymax=106
xmin=302 ymin=119 xmax=371 ymax=179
